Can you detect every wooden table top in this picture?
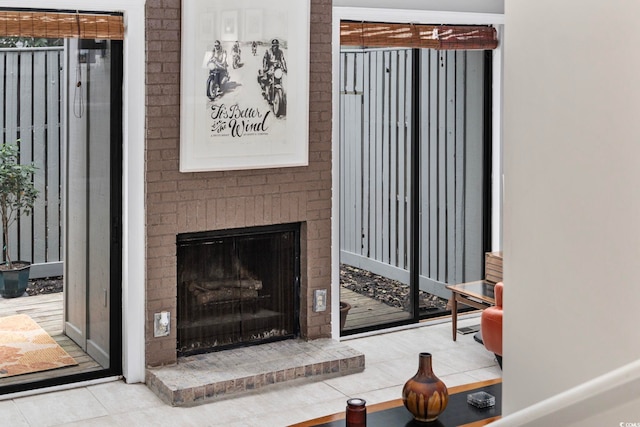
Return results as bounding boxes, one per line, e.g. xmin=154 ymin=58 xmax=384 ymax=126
xmin=289 ymin=378 xmax=502 ymax=427
xmin=446 ymin=280 xmax=496 ymax=305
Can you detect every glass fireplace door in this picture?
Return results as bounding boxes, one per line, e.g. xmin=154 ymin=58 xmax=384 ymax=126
xmin=177 ymin=224 xmax=300 ymax=356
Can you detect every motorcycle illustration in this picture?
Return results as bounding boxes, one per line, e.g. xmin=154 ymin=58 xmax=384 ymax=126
xmin=206 ymin=58 xmax=229 ymax=101
xmin=258 ymin=64 xmax=286 ymax=118
xmin=232 ymin=42 xmax=242 ymax=69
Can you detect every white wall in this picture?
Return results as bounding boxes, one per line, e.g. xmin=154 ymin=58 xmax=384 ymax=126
xmin=502 ymin=0 xmax=640 ymax=417
xmin=333 ymin=0 xmax=503 ymax=14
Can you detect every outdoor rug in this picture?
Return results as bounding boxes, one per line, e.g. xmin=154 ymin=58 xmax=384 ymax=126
xmin=0 ymin=314 xmax=77 ymax=378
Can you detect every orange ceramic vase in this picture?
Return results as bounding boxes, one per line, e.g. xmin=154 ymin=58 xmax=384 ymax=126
xmin=402 ymin=352 xmax=449 ymax=422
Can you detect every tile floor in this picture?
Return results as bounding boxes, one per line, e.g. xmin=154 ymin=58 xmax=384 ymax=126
xmin=0 ymin=314 xmax=501 ymax=426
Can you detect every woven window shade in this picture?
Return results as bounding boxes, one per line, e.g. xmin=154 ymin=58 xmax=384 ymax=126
xmin=0 ymin=11 xmax=124 ymax=40
xmin=341 ymin=21 xmax=497 ymax=50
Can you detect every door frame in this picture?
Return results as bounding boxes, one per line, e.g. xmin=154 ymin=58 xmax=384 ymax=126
xmin=0 ymin=0 xmax=147 ymax=383
xmin=331 ymin=7 xmax=505 ymax=339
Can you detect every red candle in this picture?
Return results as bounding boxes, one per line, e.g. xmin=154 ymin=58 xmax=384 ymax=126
xmin=346 ymin=398 xmax=366 ymax=427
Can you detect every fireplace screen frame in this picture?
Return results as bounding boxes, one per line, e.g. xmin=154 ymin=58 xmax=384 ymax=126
xmin=177 ymin=223 xmax=301 ymax=356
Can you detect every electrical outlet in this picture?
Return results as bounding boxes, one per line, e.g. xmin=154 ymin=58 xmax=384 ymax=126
xmin=154 ymin=311 xmax=170 ymax=337
xmin=313 ymin=289 xmax=327 ymax=312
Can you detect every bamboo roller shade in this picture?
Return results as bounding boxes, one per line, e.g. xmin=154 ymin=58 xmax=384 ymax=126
xmin=341 ymin=21 xmax=498 ymax=50
xmin=0 ymin=11 xmax=124 ymax=40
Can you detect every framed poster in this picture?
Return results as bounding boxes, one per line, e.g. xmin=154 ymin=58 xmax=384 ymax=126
xmin=180 ymin=0 xmax=310 ymax=172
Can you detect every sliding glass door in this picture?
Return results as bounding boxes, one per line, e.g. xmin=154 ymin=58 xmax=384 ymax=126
xmin=338 ymin=47 xmax=489 ymax=335
xmin=0 ymin=32 xmax=122 ymax=394
xmin=339 ymin=48 xmax=415 ymax=333
xmin=64 ymin=38 xmax=122 ymax=371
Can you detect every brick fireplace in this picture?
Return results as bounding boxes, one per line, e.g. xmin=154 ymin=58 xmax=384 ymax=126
xmin=144 ymin=0 xmax=333 ymax=368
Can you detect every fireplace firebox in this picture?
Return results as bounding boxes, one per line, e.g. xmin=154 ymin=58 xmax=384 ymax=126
xmin=177 ymin=223 xmax=300 ymax=356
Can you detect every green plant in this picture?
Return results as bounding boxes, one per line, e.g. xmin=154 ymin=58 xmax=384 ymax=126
xmin=0 ymin=142 xmax=38 ymax=269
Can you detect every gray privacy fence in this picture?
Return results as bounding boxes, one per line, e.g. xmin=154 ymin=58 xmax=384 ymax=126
xmin=339 ymin=48 xmax=486 ymax=299
xmin=0 ymin=47 xmax=63 ymax=271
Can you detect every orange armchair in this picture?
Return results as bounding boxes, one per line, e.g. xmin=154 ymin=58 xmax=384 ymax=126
xmin=481 ymin=282 xmax=503 ymax=368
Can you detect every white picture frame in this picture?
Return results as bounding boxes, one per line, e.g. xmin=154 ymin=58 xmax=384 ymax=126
xmin=180 ymin=0 xmax=310 ymax=172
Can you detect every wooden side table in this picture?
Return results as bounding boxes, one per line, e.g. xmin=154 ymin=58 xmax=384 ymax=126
xmin=445 ymin=280 xmax=496 ymax=341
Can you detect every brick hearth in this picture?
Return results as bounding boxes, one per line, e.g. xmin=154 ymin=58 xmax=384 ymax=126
xmin=146 ymin=339 xmax=365 ymax=406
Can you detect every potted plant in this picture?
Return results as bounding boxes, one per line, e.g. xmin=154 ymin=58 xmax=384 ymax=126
xmin=0 ymin=142 xmax=38 ymax=298
xmin=340 ymin=301 xmax=351 ymax=331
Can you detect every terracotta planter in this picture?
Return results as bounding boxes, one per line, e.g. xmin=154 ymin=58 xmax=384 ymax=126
xmin=339 ymin=301 xmax=351 ymax=331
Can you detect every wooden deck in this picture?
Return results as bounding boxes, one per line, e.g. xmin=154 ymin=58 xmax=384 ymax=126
xmin=340 ymin=288 xmax=412 ymax=331
xmin=1 ymin=292 xmax=64 ymax=335
xmin=0 ymin=293 xmax=102 ymax=388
